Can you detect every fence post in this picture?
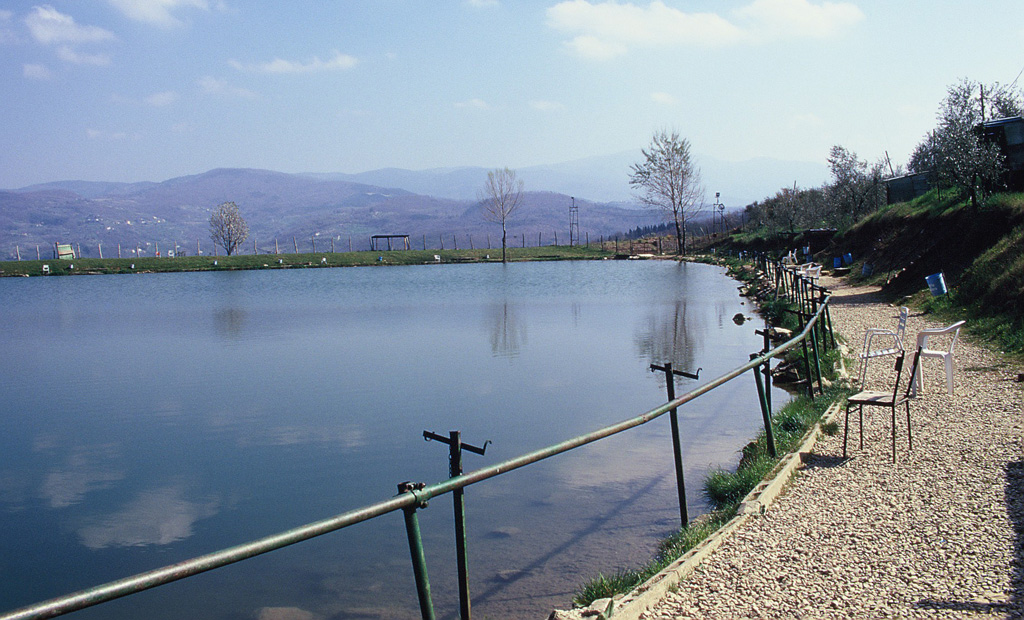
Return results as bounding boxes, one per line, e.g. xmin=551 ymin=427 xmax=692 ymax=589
xmin=398 ymin=482 xmax=435 ymax=620
xmin=750 ymin=354 xmax=777 ymax=458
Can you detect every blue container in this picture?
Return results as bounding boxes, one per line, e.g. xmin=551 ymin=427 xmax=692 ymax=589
xmin=926 ymin=272 xmax=947 ymax=296
xmin=833 ymin=257 xmax=841 ymax=269
xmin=843 ymin=253 xmax=853 ymax=266
xmin=862 ymin=263 xmax=873 ymax=276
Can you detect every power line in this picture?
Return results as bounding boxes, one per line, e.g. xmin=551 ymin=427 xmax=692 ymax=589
xmin=1009 ymin=62 xmax=1024 ymax=90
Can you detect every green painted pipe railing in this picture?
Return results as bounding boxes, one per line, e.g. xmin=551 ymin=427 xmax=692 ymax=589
xmin=2 ymin=264 xmax=832 ymax=620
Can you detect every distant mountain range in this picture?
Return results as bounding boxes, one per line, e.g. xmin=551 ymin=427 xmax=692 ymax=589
xmin=304 ymin=150 xmax=829 ymax=205
xmin=0 ymin=153 xmax=829 ymax=260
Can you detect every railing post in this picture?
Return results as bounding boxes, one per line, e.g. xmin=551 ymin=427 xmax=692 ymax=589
xmin=750 ymin=353 xmax=777 ymax=458
xmin=755 ymin=326 xmax=773 ymax=413
xmin=651 ymin=362 xmax=699 ymax=527
xmin=820 ymin=289 xmax=836 ymax=350
xmin=449 ymin=433 xmax=471 ymax=620
xmin=809 ymin=322 xmax=823 ymax=395
xmin=423 ymin=430 xmax=489 ymax=620
xmin=796 ymin=310 xmax=815 ymax=401
xmin=398 ymin=482 xmax=435 ymax=620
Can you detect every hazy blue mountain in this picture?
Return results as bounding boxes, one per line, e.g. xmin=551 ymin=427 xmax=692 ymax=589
xmin=14 ymin=180 xmax=159 ymax=199
xmin=307 ymin=151 xmax=830 ymax=206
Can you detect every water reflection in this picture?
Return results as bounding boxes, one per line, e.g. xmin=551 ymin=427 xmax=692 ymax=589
xmin=634 ymin=300 xmax=702 ymax=374
xmin=77 ymin=484 xmax=219 ymax=549
xmin=255 ymin=607 xmax=323 ymax=620
xmin=0 ymin=261 xmax=775 ymax=620
xmin=39 ymin=445 xmax=125 ymax=509
xmin=214 ymin=307 xmax=247 ymax=339
xmin=235 ymin=424 xmax=368 ymax=449
xmin=487 ymin=300 xmax=526 ymax=358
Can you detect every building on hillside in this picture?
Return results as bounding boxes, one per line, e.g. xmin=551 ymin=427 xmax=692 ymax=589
xmin=885 ymin=172 xmax=932 ymax=204
xmin=979 ymin=116 xmax=1024 ymax=192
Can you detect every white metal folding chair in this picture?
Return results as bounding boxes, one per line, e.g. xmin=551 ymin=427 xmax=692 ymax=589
xmin=858 ymin=306 xmax=908 ymax=385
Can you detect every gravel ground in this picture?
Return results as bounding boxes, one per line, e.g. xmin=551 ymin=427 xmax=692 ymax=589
xmin=644 ymin=276 xmax=1024 ymax=620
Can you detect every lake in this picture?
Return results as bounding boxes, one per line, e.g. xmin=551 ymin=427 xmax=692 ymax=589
xmin=0 ymin=259 xmax=784 ymax=620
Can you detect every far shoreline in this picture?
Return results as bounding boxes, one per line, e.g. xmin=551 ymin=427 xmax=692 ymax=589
xmin=0 ymin=245 xmax=643 ymax=278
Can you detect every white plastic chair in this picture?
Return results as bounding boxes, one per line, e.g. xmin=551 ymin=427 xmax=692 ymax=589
xmin=858 ymin=306 xmax=908 ymax=385
xmin=913 ymin=320 xmax=966 ymax=395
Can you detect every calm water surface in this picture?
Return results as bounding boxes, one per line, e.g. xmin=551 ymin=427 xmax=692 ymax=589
xmin=1 ymin=260 xmax=785 ymax=620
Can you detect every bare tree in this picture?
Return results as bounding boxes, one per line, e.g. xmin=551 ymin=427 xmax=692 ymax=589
xmin=209 ymin=201 xmax=249 ymax=256
xmin=630 ymin=130 xmax=704 ymax=255
xmin=480 ymin=167 xmax=524 ymax=263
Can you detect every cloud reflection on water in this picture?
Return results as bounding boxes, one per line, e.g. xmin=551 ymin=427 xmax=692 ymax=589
xmin=77 ymin=484 xmax=219 ymax=549
xmin=37 ymin=444 xmax=125 ymax=509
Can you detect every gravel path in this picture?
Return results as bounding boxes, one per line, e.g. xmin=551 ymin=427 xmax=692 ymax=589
xmin=644 ymin=276 xmax=1024 ymax=619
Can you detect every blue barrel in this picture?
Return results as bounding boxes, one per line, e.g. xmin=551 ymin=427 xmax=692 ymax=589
xmin=843 ymin=253 xmax=853 ymax=265
xmin=833 ymin=257 xmax=841 ymax=268
xmin=862 ymin=263 xmax=873 ymax=276
xmin=926 ymin=272 xmax=947 ymax=296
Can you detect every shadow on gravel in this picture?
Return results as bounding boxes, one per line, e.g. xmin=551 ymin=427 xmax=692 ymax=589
xmin=827 ymin=291 xmax=886 ymax=307
xmin=799 ymin=453 xmax=847 ymax=470
xmin=913 ymin=460 xmax=1023 ymax=616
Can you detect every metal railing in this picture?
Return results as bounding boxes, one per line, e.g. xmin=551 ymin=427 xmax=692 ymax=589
xmin=2 ymin=257 xmax=833 ymax=620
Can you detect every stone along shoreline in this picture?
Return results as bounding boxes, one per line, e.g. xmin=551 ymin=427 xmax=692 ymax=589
xmin=641 ymin=276 xmax=1024 ymax=619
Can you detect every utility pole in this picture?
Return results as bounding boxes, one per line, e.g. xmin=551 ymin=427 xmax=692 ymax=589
xmin=569 ymin=196 xmax=579 ymax=247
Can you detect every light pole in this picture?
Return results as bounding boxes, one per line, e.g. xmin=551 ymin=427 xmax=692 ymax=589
xmin=713 ymin=192 xmax=723 ymax=235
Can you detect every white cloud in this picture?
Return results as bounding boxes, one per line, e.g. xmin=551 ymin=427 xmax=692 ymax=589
xmin=198 ymin=75 xmax=256 ymax=98
xmin=86 ymin=128 xmax=135 ymax=140
xmin=0 ymin=10 xmax=17 ymax=44
xmin=25 ymin=5 xmax=115 ymax=45
xmin=23 ymin=63 xmax=52 ymax=80
xmin=56 ymin=45 xmax=112 ymax=66
xmin=650 ymin=91 xmax=677 ymax=105
xmin=788 ymin=112 xmax=824 ymax=127
xmin=455 ymin=98 xmax=489 ymax=109
xmin=106 ymin=0 xmax=212 ymax=28
xmin=547 ymin=0 xmax=742 ymax=59
xmin=146 ymin=91 xmax=178 ymax=106
xmin=546 ymin=0 xmax=862 ymax=59
xmin=229 ymin=51 xmax=358 ymax=74
xmin=565 ymin=35 xmax=626 ymax=60
xmin=530 ymin=100 xmax=566 ymax=111
xmin=734 ymin=0 xmax=864 ymax=42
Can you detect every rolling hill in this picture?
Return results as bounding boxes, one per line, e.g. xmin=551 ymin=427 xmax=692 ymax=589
xmin=1 ymin=168 xmax=663 ymax=259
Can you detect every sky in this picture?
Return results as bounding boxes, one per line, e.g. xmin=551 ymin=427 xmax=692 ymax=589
xmin=1 ymin=0 xmax=1023 ymax=190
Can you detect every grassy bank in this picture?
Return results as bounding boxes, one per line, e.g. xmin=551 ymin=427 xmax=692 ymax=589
xmin=0 ymin=245 xmax=615 ymax=277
